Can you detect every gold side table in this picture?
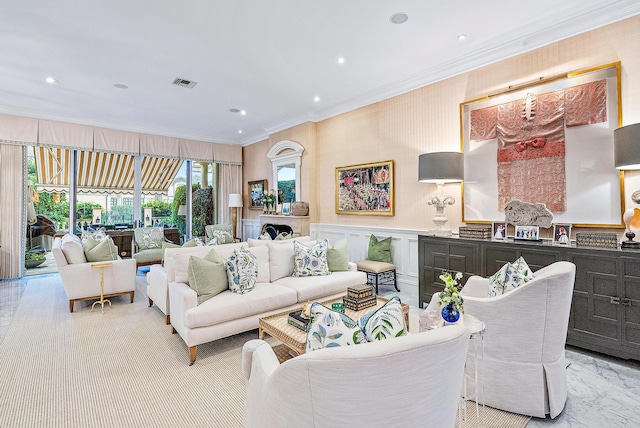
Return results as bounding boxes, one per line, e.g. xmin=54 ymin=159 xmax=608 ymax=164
xmin=91 ymin=261 xmax=113 ymax=314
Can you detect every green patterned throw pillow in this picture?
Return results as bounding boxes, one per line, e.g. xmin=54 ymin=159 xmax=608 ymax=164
xmin=367 ymin=234 xmax=392 ymax=263
xmin=488 ymin=257 xmax=535 ymax=297
xmin=358 ymin=297 xmax=406 ymax=341
xmin=306 ymin=302 xmax=366 ymax=352
xmin=293 ymin=239 xmax=330 ymax=277
xmin=135 ymin=227 xmax=164 ymax=251
xmin=226 ymin=247 xmax=258 ymax=294
xmin=187 ymin=249 xmax=229 ymax=304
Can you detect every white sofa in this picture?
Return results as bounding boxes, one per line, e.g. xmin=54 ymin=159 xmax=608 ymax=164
xmin=52 ymin=236 xmax=137 ymax=312
xmin=242 ymin=325 xmax=471 ymax=428
xmin=426 ymin=261 xmax=576 ymax=418
xmin=161 ymin=238 xmax=367 ymax=364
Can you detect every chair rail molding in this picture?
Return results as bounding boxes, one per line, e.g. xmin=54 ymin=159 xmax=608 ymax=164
xmin=311 ymin=223 xmax=424 ymax=298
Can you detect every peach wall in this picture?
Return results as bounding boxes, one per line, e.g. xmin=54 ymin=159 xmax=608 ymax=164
xmin=243 ymin=14 xmax=640 ymax=235
xmin=242 ymin=139 xmax=271 ymax=220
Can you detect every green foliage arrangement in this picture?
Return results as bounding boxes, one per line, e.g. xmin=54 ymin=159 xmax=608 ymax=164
xmin=439 ymin=271 xmax=464 ymax=315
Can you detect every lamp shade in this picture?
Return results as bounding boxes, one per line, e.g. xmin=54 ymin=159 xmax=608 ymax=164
xmin=177 ymin=205 xmax=187 ymax=216
xmin=418 ymin=152 xmax=464 ymax=183
xmin=614 ymin=123 xmax=640 ymax=170
xmin=228 ymin=193 xmax=243 ymax=208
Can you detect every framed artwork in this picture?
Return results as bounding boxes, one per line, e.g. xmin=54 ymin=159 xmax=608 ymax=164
xmin=335 ymin=160 xmax=394 ymax=216
xmin=248 ymin=180 xmax=267 ymax=210
xmin=461 ymin=63 xmax=624 ymax=227
xmin=492 ymin=221 xmax=506 ymax=240
xmin=281 ymin=202 xmax=291 ymax=216
xmin=515 ymin=225 xmax=540 ymax=241
xmin=553 ymin=223 xmax=572 ymax=245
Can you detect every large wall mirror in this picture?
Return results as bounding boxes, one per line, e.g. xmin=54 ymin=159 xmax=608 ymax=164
xmin=267 ymin=140 xmax=304 ymax=205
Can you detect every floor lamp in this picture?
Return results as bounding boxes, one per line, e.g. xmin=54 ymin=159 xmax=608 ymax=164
xmin=418 ymin=152 xmax=464 ymax=236
xmin=228 ymin=194 xmax=243 ymax=239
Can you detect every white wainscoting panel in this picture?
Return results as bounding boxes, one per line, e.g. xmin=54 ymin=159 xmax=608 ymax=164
xmin=242 ymin=219 xmax=261 ymax=241
xmin=311 ymin=223 xmax=428 ymax=302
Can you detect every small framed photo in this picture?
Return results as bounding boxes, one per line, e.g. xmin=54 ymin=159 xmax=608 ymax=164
xmin=492 ymin=221 xmax=506 ymax=240
xmin=515 ymin=225 xmax=540 ymax=241
xmin=281 ymin=202 xmax=291 ymax=216
xmin=553 ymin=224 xmax=572 ymax=245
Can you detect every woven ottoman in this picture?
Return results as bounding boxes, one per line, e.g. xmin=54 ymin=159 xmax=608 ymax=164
xmin=354 ymin=260 xmax=399 ymax=294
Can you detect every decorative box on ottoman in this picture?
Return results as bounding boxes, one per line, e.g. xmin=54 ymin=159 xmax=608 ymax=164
xmin=347 ymin=284 xmax=374 ymax=300
xmin=343 ymin=295 xmax=377 ymax=311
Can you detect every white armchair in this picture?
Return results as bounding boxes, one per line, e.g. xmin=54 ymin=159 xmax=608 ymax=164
xmin=242 ymin=325 xmax=470 ymax=428
xmin=52 ymin=236 xmax=137 ymax=312
xmin=427 ymin=261 xmax=576 ymax=418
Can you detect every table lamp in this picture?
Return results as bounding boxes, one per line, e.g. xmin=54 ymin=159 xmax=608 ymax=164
xmin=418 ymin=152 xmax=464 ymax=236
xmin=614 ymin=123 xmax=640 ymax=248
xmin=228 ymin=193 xmax=243 ymax=239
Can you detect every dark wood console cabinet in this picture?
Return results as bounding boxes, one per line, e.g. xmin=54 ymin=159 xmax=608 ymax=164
xmin=104 ymin=229 xmax=180 ymax=259
xmin=418 ymin=235 xmax=640 ymax=360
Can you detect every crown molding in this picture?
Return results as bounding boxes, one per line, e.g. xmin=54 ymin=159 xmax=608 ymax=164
xmin=252 ymin=2 xmax=640 ymax=144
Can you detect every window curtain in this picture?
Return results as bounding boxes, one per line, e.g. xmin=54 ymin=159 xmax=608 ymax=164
xmin=0 ymin=144 xmax=25 ymax=279
xmin=218 ymin=163 xmax=242 ymax=237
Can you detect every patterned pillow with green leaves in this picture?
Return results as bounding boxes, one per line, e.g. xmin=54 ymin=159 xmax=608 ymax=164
xmin=488 ymin=257 xmax=535 ymax=297
xmin=208 ymin=230 xmax=236 ymax=245
xmin=358 ymin=297 xmax=406 ymax=341
xmin=306 ymin=302 xmax=366 ymax=352
xmin=226 ymin=247 xmax=258 ymax=294
xmin=293 ymin=239 xmax=330 ymax=277
xmin=135 ymin=227 xmax=164 ymax=250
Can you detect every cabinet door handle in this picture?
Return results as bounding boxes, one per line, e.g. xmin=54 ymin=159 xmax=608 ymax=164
xmin=621 ymin=298 xmax=632 ymax=307
xmin=610 ymin=297 xmax=621 ymax=305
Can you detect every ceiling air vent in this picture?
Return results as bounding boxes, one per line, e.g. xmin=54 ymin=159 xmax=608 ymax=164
xmin=172 ymin=78 xmax=197 ymax=88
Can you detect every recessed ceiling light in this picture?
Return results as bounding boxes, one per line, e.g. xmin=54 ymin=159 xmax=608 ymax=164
xmin=113 ymin=83 xmax=128 ymax=89
xmin=240 ymin=110 xmax=246 ymax=115
xmin=229 ymin=108 xmax=241 ymax=113
xmin=314 ymin=96 xmax=320 ymax=102
xmin=45 ymin=77 xmax=58 ymax=84
xmin=389 ymin=13 xmax=408 ymax=24
xmin=458 ymin=34 xmax=467 ymax=41
xmin=238 ymin=130 xmax=243 ymax=134
xmin=337 ymin=57 xmax=345 ymax=64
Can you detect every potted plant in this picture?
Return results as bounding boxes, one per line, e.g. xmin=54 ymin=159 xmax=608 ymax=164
xmin=25 ymin=249 xmax=46 ymax=268
xmin=439 ymin=271 xmax=464 ymax=323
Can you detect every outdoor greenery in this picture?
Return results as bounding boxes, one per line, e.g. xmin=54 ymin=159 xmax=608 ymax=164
xmin=277 ymin=180 xmax=295 ymax=204
xmin=172 ymin=184 xmax=200 ymax=236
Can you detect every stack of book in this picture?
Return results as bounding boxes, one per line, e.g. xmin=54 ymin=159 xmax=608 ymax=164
xmin=342 ymin=285 xmax=376 ymax=311
xmin=287 ymin=310 xmax=310 ymax=332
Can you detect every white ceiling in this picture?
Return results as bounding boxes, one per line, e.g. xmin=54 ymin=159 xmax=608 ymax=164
xmin=1 ymin=1 xmax=639 ymax=146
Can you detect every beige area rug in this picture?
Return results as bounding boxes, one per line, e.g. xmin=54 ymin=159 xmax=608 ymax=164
xmin=0 ymin=276 xmax=530 ymax=427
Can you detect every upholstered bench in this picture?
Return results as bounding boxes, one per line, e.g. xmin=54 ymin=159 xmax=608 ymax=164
xmin=354 ymin=260 xmax=399 ymax=294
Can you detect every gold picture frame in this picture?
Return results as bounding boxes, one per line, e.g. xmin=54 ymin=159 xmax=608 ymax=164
xmin=248 ymin=179 xmax=267 ymax=210
xmin=460 ymin=62 xmax=624 ymax=228
xmin=335 ymin=160 xmax=394 ymax=216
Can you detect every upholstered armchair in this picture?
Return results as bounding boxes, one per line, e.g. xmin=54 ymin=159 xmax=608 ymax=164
xmin=133 ymin=227 xmax=165 ymax=267
xmin=52 ymin=236 xmax=137 ymax=312
xmin=427 ymin=261 xmax=576 ymax=418
xmin=242 ymin=325 xmax=470 ymax=428
xmin=204 ymin=224 xmax=239 ymax=245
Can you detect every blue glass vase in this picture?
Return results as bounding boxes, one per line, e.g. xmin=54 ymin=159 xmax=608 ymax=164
xmin=441 ymin=303 xmax=460 ymax=323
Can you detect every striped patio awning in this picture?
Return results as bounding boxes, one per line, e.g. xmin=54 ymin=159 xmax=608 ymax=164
xmin=34 ymin=147 xmax=183 ymax=194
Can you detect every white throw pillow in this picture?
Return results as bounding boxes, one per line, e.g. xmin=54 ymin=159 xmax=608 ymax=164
xmin=60 ymin=234 xmax=87 ymax=264
xmin=248 ymin=245 xmax=270 ymax=283
xmin=292 ymin=239 xmax=330 ymax=277
xmin=267 ymin=240 xmax=317 ymax=282
xmin=488 ymin=257 xmax=535 ymax=297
